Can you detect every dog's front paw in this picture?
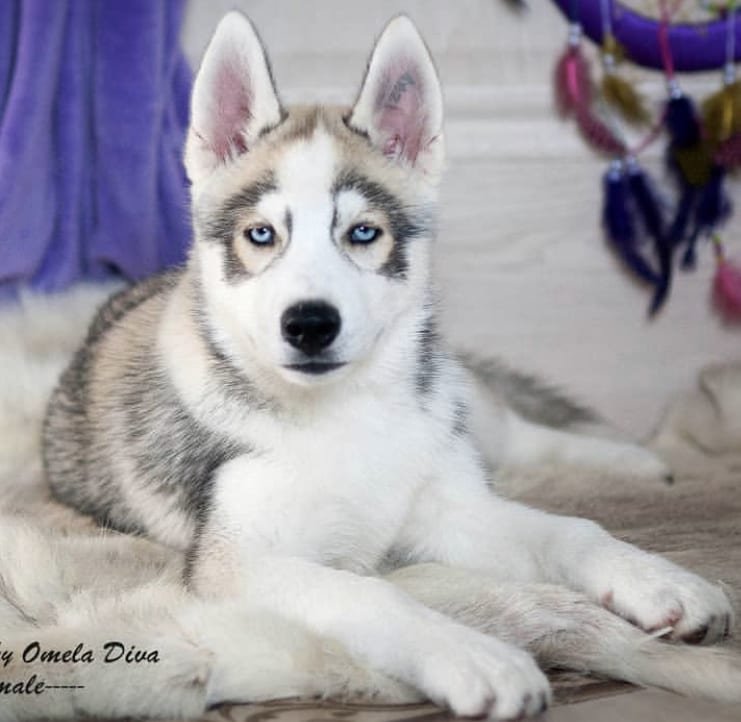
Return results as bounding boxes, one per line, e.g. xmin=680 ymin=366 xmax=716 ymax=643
xmin=589 ymin=545 xmax=734 ymax=644
xmin=414 ymin=626 xmax=551 ymax=719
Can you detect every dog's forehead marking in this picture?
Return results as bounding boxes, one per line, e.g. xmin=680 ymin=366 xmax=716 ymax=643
xmin=276 ymin=130 xmax=338 ymax=201
xmin=269 ymin=130 xmax=343 ymax=261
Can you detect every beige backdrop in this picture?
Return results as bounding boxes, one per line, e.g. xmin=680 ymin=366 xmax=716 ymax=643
xmin=181 ymin=0 xmax=741 ymax=438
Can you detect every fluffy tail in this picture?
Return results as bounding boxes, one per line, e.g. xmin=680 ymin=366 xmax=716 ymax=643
xmin=0 ymin=519 xmax=416 ymax=721
xmin=389 ymin=563 xmax=741 ymax=704
xmin=536 ymin=594 xmax=741 ymax=704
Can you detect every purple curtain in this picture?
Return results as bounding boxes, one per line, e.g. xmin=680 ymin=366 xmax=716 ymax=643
xmin=0 ymin=0 xmax=192 ymax=297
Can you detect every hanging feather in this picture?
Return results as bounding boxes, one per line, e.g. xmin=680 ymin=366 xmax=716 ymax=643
xmin=713 ymin=261 xmax=741 ymax=321
xmin=665 ymin=93 xmax=713 ymax=185
xmin=671 ymin=143 xmax=714 ymax=187
xmin=598 ymin=32 xmax=650 ymax=127
xmin=553 ymin=26 xmax=626 ymax=157
xmin=667 ymin=185 xmax=698 ymax=253
xmin=626 ymin=163 xmax=673 ymax=315
xmin=554 ymin=27 xmax=593 ymax=117
xmin=602 ymin=161 xmax=660 ymax=284
xmin=715 ymin=132 xmax=741 ymax=169
xmin=573 ymin=108 xmax=627 ymax=156
xmin=702 ymin=79 xmax=741 ymax=144
xmin=682 ymin=165 xmax=733 ymax=269
xmin=601 ymin=73 xmax=652 ymax=127
xmin=665 ymin=92 xmax=702 ymax=148
xmin=712 ymin=239 xmax=741 ymax=322
xmin=694 ymin=165 xmax=732 ymax=235
xmin=664 ymin=91 xmax=715 ymax=255
xmin=665 ymin=92 xmax=701 ymax=255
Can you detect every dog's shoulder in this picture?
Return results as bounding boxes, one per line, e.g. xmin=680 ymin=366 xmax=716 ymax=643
xmin=85 ymin=267 xmax=184 ymax=347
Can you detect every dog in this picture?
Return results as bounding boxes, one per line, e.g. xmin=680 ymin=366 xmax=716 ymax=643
xmin=5 ymin=11 xmax=733 ymax=721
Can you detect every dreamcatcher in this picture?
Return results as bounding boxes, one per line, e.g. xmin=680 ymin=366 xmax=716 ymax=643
xmin=550 ymin=0 xmax=741 ymax=321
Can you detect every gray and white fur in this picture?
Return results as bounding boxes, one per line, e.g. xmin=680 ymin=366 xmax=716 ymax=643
xmin=14 ymin=10 xmax=739 ymax=721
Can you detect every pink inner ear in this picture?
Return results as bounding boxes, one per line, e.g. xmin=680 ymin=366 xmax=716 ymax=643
xmin=374 ymin=63 xmax=426 ymax=163
xmin=209 ymin=61 xmax=253 ymax=160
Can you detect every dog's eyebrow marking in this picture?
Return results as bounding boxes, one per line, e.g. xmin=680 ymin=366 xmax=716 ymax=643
xmin=217 ymin=172 xmax=278 ymax=225
xmin=199 ymin=172 xmax=278 ymax=282
xmin=331 ymin=169 xmax=431 ymax=278
xmin=200 ymin=171 xmax=278 ymax=245
xmin=332 ymin=170 xmax=400 ymax=215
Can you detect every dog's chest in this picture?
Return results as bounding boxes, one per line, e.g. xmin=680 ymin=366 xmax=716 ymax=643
xmin=224 ymin=395 xmax=441 ymax=573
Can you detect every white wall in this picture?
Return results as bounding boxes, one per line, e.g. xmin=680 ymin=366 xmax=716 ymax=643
xmin=181 ymin=1 xmax=741 ymax=436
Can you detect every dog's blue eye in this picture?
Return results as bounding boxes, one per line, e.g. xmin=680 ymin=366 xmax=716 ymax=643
xmin=349 ymin=224 xmax=380 ymax=244
xmin=247 ymin=226 xmax=275 ymax=246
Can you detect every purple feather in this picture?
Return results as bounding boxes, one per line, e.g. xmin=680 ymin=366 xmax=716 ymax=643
xmin=664 ymin=92 xmax=703 ymax=250
xmin=695 ymin=166 xmax=732 ymax=232
xmin=681 ymin=165 xmax=732 ymax=270
xmin=667 ymin=185 xmax=697 ymax=251
xmin=602 ymin=163 xmax=660 ymax=284
xmin=626 ymin=164 xmax=673 ymax=315
xmin=665 ymin=93 xmax=701 ymax=147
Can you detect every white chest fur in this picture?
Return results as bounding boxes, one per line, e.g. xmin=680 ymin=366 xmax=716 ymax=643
xmin=211 ymin=390 xmax=445 ymax=573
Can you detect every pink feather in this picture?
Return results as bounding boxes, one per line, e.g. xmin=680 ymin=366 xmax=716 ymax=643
xmin=554 ymin=46 xmax=593 ymax=116
xmin=716 ymin=133 xmax=741 ymax=169
xmin=574 ymin=108 xmax=627 ymax=156
xmin=554 ymin=45 xmax=625 ymax=157
xmin=713 ymin=257 xmax=741 ymax=322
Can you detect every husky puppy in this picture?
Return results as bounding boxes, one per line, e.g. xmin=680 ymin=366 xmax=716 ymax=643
xmin=41 ymin=12 xmax=736 ymax=720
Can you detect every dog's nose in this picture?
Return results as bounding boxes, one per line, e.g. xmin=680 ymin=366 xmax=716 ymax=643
xmin=281 ymin=301 xmax=341 ymax=356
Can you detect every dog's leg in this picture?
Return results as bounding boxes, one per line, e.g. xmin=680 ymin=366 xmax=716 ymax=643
xmin=398 ymin=441 xmax=734 ymax=646
xmin=188 ymin=456 xmax=551 ymax=720
xmin=193 ymin=550 xmax=550 ymax=719
xmin=498 ymin=409 xmax=673 ymax=482
xmin=387 ymin=564 xmax=741 ymax=704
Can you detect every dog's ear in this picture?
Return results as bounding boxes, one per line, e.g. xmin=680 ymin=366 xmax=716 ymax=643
xmin=348 ymin=16 xmax=444 ymax=174
xmin=185 ymin=12 xmax=283 ymax=183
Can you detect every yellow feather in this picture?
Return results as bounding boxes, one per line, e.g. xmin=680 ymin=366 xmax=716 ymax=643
xmin=673 ymin=144 xmax=714 ymax=187
xmin=702 ymin=80 xmax=741 ymax=143
xmin=600 ymin=73 xmax=651 ymax=127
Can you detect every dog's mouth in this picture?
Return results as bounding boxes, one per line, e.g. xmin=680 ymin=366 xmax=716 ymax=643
xmin=283 ymin=361 xmax=347 ymax=375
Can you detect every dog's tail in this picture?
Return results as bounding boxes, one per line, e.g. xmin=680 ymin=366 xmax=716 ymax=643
xmin=0 ymin=519 xmax=417 ymax=721
xmin=535 ymin=595 xmax=741 ymax=704
xmin=390 ymin=563 xmax=741 ymax=705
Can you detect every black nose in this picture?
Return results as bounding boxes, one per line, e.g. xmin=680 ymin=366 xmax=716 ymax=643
xmin=281 ymin=301 xmax=341 ymax=356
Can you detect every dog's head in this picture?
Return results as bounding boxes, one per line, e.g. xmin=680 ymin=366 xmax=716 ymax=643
xmin=185 ymin=13 xmax=444 ymax=389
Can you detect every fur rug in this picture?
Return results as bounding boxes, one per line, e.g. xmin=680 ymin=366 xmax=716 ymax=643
xmin=0 ymin=285 xmax=740 ymax=721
